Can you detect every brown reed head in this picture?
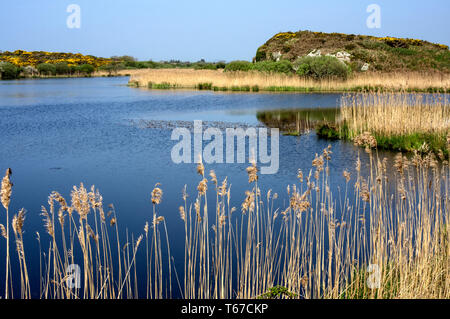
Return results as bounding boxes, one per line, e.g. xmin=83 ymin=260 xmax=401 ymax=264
xmin=1 ymin=168 xmax=13 ymax=210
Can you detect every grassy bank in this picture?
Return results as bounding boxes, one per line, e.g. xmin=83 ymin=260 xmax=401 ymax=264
xmin=0 ymin=142 xmax=449 ymax=299
xmin=128 ymin=69 xmax=449 ymax=93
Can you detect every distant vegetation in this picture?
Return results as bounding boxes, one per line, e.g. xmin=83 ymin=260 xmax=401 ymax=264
xmin=0 ymin=50 xmax=112 ymax=79
xmin=0 ymin=50 xmax=227 ymax=79
xmin=100 ymin=56 xmax=226 ymax=74
xmin=2 ymin=30 xmax=448 ymax=82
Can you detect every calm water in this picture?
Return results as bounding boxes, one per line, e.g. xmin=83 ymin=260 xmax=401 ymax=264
xmin=0 ymin=77 xmax=379 ymax=297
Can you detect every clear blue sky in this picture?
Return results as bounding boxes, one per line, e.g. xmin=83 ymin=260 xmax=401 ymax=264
xmin=1 ymin=0 xmax=449 ymax=62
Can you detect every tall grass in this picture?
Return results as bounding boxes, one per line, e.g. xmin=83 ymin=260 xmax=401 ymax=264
xmin=341 ymin=93 xmax=450 ymax=137
xmin=128 ymin=69 xmax=450 ymax=92
xmin=340 ymin=92 xmax=450 ymax=156
xmin=0 ymin=141 xmax=449 ymax=299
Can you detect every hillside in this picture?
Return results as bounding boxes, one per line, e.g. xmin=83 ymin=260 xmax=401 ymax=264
xmin=0 ymin=50 xmax=112 ymax=68
xmin=255 ymin=30 xmax=450 ymax=73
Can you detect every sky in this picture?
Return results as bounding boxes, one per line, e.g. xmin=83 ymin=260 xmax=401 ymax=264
xmin=1 ymin=0 xmax=449 ymax=62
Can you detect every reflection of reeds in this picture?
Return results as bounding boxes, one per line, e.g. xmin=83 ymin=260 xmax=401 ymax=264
xmin=128 ymin=69 xmax=450 ymax=92
xmin=257 ymin=108 xmax=339 ymax=135
xmin=1 ymin=143 xmax=449 ymax=299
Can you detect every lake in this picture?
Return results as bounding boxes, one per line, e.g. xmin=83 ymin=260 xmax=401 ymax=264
xmin=0 ymin=76 xmax=392 ymax=298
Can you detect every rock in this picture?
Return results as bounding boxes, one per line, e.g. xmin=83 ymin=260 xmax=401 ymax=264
xmin=335 ymin=51 xmax=351 ymax=62
xmin=326 ymin=51 xmax=351 ymax=63
xmin=23 ymin=65 xmax=38 ymax=75
xmin=307 ymin=49 xmax=321 ymax=57
xmin=361 ymin=63 xmax=370 ymax=71
xmin=271 ymin=51 xmax=282 ymax=62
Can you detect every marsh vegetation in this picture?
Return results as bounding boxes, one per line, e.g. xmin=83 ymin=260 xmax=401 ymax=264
xmin=1 ymin=138 xmax=449 ymax=298
xmin=129 ymin=69 xmax=449 ymax=93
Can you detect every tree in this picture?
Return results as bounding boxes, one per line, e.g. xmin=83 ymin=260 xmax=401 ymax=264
xmin=0 ymin=62 xmax=20 ymax=79
xmin=55 ymin=62 xmax=70 ymax=75
xmin=37 ymin=63 xmax=57 ymax=76
xmin=99 ymin=62 xmax=122 ymax=76
xmin=111 ymin=55 xmax=136 ymax=62
xmin=78 ymin=64 xmax=95 ymax=75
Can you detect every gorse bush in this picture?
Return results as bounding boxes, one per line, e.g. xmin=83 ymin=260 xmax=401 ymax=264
xmin=294 ymin=56 xmax=351 ymax=80
xmin=0 ymin=50 xmax=111 ymax=68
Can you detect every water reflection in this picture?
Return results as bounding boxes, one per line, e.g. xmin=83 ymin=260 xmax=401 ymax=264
xmin=257 ymin=108 xmax=339 ymax=135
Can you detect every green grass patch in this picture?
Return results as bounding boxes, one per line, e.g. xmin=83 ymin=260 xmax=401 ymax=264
xmin=374 ymin=132 xmax=449 ymax=158
xmin=197 ymin=82 xmax=212 ymax=90
xmin=257 ymin=286 xmax=298 ymax=299
xmin=282 ymin=131 xmax=301 ymax=136
xmin=316 ymin=123 xmax=341 ymax=140
xmin=340 ymin=263 xmax=400 ymax=299
xmin=148 ymin=82 xmax=174 ymax=89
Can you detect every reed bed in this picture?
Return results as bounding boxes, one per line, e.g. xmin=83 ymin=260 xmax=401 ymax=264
xmin=0 ymin=139 xmax=449 ymax=299
xmin=341 ymin=93 xmax=450 ymax=137
xmin=128 ymin=69 xmax=450 ymax=92
xmin=340 ymin=92 xmax=450 ymax=157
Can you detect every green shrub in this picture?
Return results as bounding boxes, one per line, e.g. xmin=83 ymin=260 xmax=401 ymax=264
xmin=0 ymin=62 xmax=20 ymax=79
xmin=37 ymin=63 xmax=57 ymax=76
xmin=316 ymin=123 xmax=340 ymax=140
xmin=77 ymin=64 xmax=95 ymax=75
xmin=255 ymin=46 xmax=267 ymax=62
xmin=215 ymin=61 xmax=226 ymax=69
xmin=55 ymin=62 xmax=70 ymax=75
xmin=99 ymin=62 xmax=123 ymax=75
xmin=344 ymin=43 xmax=356 ymax=51
xmin=294 ymin=56 xmax=350 ymax=80
xmin=224 ymin=60 xmax=253 ymax=72
xmin=258 ymin=286 xmax=297 ymax=299
xmin=193 ymin=63 xmax=217 ymax=70
xmin=197 ymin=82 xmax=212 ymax=90
xmin=149 ymin=82 xmax=173 ymax=89
xmin=252 ymin=60 xmax=293 ymax=74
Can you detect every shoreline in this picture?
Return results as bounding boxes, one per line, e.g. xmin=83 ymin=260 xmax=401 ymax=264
xmin=128 ymin=81 xmax=449 ymax=94
xmin=127 ymin=68 xmax=450 ymax=93
xmin=3 ymin=68 xmax=449 ymax=93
